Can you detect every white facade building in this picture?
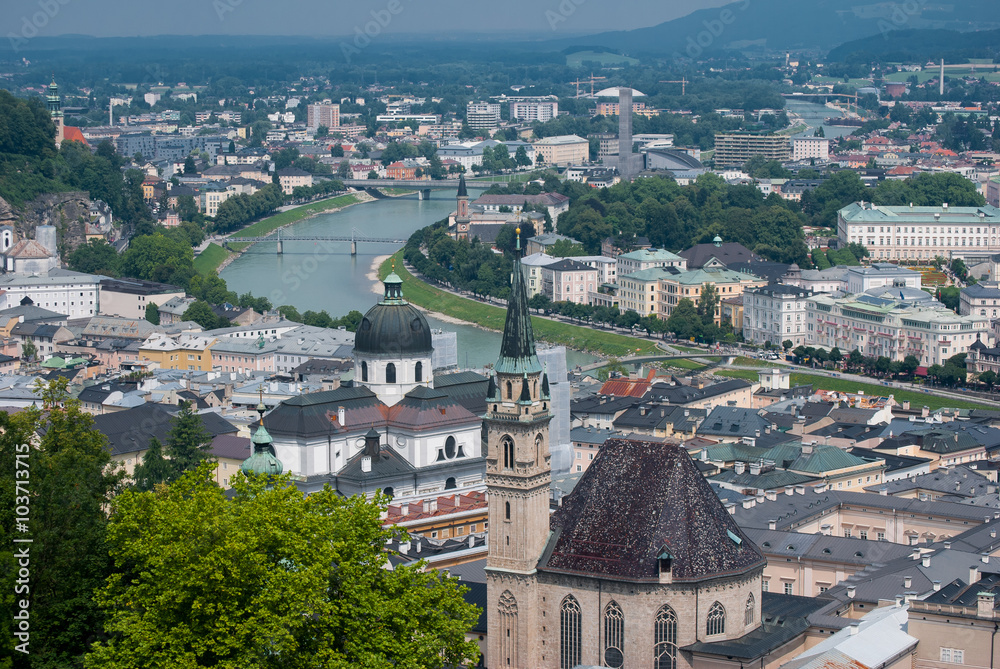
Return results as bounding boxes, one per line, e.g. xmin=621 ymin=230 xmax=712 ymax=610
xmin=806 ymin=293 xmax=992 ymax=367
xmin=743 ymin=285 xmax=815 ymax=347
xmin=0 ymin=269 xmax=102 ymax=319
xmin=791 ymin=136 xmax=830 ymax=161
xmin=541 ymin=258 xmax=598 ymax=305
xmin=616 ymin=248 xmax=686 ymax=279
xmin=838 ymin=201 xmax=1000 ymax=262
xmin=510 ymin=100 xmax=558 ymax=123
xmin=845 ymin=263 xmax=922 ymax=294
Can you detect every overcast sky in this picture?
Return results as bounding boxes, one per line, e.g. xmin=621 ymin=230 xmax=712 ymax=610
xmin=3 ymin=0 xmax=731 ymax=38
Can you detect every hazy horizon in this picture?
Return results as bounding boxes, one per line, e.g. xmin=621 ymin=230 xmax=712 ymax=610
xmin=3 ymin=0 xmax=732 ymax=39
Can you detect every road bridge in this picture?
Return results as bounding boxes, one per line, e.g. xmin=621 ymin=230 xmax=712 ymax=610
xmin=225 ymin=228 xmax=408 ymax=255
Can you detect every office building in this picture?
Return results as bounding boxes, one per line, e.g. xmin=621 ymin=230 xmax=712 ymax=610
xmin=533 ymin=135 xmax=589 ymax=166
xmin=466 ymin=102 xmax=501 ymax=130
xmin=510 ymin=100 xmax=558 ymax=123
xmin=790 ymin=136 xmax=830 ymax=161
xmin=306 ymin=103 xmax=340 ymax=130
xmin=743 ymin=285 xmax=816 ymax=348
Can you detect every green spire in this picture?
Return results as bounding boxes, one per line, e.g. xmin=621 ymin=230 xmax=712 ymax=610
xmin=241 ymin=390 xmax=283 ymax=477
xmin=495 ymin=230 xmax=542 ymax=376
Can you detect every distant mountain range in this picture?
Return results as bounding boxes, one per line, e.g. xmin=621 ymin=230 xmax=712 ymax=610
xmin=828 ymin=28 xmax=1000 ymax=63
xmin=549 ymin=0 xmax=1000 ymax=56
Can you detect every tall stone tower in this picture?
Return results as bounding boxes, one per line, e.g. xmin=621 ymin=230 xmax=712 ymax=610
xmin=485 ymin=229 xmax=552 ymax=668
xmin=617 ymin=86 xmax=634 ymax=180
xmin=454 ymin=174 xmax=471 ymax=238
xmin=47 ymin=77 xmax=64 ymax=146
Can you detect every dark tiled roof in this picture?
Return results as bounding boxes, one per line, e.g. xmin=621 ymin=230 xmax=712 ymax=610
xmin=433 ymin=371 xmax=489 ymax=416
xmin=337 ymin=444 xmax=414 ymax=482
xmin=647 ymin=378 xmax=752 ymax=407
xmin=698 ymin=406 xmax=771 ymax=438
xmin=862 ymin=465 xmax=994 ymax=498
xmin=539 ymin=439 xmax=765 ymax=583
xmin=93 ymin=404 xmax=237 ymax=456
xmin=211 ymin=434 xmax=251 ymax=460
xmin=263 ymin=386 xmax=383 ymax=438
xmin=711 ymin=469 xmax=818 ymax=490
xmin=849 ymin=447 xmax=931 ymax=473
xmin=679 ymin=242 xmax=760 ymax=269
xmin=682 ymin=593 xmax=827 ymax=659
xmin=386 ymin=386 xmax=480 ymax=430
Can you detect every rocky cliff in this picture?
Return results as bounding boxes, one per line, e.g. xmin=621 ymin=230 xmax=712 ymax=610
xmin=0 ymin=192 xmax=93 ymax=260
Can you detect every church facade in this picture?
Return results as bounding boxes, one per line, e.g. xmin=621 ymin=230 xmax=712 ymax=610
xmin=485 ymin=236 xmax=766 ymax=669
xmin=264 ymin=268 xmax=486 ymax=499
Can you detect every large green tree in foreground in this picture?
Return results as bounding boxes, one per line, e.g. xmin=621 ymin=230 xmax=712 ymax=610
xmin=86 ymin=466 xmax=481 ymax=668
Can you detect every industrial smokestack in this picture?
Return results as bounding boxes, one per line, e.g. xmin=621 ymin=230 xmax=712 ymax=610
xmin=940 ymin=59 xmax=945 ymax=97
xmin=618 ymin=87 xmax=634 ymax=180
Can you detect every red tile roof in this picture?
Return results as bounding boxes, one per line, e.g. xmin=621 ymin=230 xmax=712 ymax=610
xmin=62 ymin=126 xmax=88 ymax=146
xmin=384 ymin=490 xmax=487 ymax=524
xmin=598 ymin=369 xmax=657 ymax=398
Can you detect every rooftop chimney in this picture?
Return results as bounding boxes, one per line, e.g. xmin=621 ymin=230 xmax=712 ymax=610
xmin=847 ymin=586 xmax=856 ymax=599
xmin=337 ymin=405 xmax=346 ymax=425
xmin=922 ymin=556 xmax=931 ymax=568
xmin=944 ymin=541 xmax=952 ymax=549
xmin=361 ymin=456 xmax=372 ymax=473
xmin=768 ymin=519 xmax=778 ymax=530
xmin=848 ymin=623 xmax=859 ymax=636
xmin=933 ymin=580 xmax=941 ymax=591
xmin=904 ymin=575 xmax=912 ymax=588
xmin=969 ymin=566 xmax=980 ymax=584
xmin=979 ymin=592 xmax=996 ymax=618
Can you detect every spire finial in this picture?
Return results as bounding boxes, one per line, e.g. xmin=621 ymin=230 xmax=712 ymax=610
xmin=515 ymin=227 xmax=521 ymax=254
xmin=257 ymin=388 xmax=266 ymax=424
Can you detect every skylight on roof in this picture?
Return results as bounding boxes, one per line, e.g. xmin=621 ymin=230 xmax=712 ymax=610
xmin=727 ymin=530 xmax=742 ymax=546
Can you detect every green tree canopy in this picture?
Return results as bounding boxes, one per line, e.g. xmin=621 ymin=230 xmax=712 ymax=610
xmin=86 ymin=466 xmax=481 ymax=667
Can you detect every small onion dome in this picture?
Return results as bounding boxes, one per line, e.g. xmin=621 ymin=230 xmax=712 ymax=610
xmin=241 ymin=422 xmax=283 ymax=477
xmin=713 ymin=235 xmax=723 ymax=247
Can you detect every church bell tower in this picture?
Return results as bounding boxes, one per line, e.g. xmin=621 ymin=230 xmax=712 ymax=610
xmin=485 ymin=228 xmax=551 ymax=668
xmin=454 ymin=174 xmax=471 ymax=239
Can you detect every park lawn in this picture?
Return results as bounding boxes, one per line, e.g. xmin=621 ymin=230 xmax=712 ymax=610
xmin=714 ymin=369 xmax=993 ymax=411
xmin=193 ymin=243 xmax=233 ymax=275
xmin=380 ymin=253 xmax=660 ymax=358
xmin=732 ymin=356 xmax=773 ymax=368
xmin=663 ymin=358 xmax=708 ymax=371
xmin=233 ymin=194 xmax=361 ymax=240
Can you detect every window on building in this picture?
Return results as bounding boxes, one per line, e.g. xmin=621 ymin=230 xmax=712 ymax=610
xmin=940 ymin=648 xmax=964 ymax=664
xmin=783 ymin=582 xmax=794 ymax=595
xmin=603 ymin=601 xmax=624 ymax=668
xmin=504 ymin=501 xmax=510 ymax=521
xmin=385 ymin=362 xmax=396 ymax=384
xmin=745 ymin=594 xmax=755 ymax=626
xmin=762 ymin=580 xmax=769 ymax=592
xmin=415 ymin=361 xmax=422 ymax=383
xmin=560 ymin=596 xmax=582 ymax=669
xmin=502 ymin=437 xmax=514 ymax=470
xmin=707 ymin=602 xmax=726 ymax=636
xmin=654 ymin=605 xmax=677 ymax=669
xmin=361 ymin=361 xmax=368 ymax=382
xmin=877 ymin=532 xmax=886 ymax=541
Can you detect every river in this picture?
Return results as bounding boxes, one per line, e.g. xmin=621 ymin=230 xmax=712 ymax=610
xmin=783 ymin=98 xmax=856 ymax=140
xmin=220 ymin=101 xmax=841 ymax=371
xmin=220 ymin=187 xmax=598 ymax=371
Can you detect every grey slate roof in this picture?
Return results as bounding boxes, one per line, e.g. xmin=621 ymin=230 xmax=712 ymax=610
xmin=93 ymin=404 xmax=238 ymax=456
xmin=263 ymin=386 xmax=383 ymax=439
xmin=646 ymin=378 xmax=752 ymax=406
xmin=698 ymin=406 xmax=771 ymax=439
xmin=863 ymin=465 xmax=995 ymax=498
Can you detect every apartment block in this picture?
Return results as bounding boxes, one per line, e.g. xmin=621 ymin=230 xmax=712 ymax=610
xmin=532 ymin=135 xmax=589 ymax=166
xmin=743 ymin=285 xmax=815 ymax=348
xmin=466 ymin=102 xmax=501 ymax=130
xmin=306 ymin=103 xmax=340 ymax=130
xmin=790 ymin=136 xmax=830 ymax=161
xmin=713 ymin=133 xmax=791 ymax=167
xmin=510 ymin=100 xmax=558 ymax=123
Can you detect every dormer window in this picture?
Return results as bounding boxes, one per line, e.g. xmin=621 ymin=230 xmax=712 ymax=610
xmin=657 ymin=544 xmax=674 ymax=574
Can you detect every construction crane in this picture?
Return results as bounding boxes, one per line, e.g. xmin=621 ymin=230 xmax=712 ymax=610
xmin=569 ymin=73 xmax=606 ymax=98
xmin=659 ymin=77 xmax=688 ymax=95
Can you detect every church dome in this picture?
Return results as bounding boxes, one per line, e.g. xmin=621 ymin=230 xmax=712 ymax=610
xmin=354 ymin=269 xmax=432 ymax=356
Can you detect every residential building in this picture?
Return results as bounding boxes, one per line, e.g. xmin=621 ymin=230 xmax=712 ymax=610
xmin=657 ymin=267 xmax=768 ymax=324
xmin=616 ymin=247 xmax=687 ymax=278
xmin=790 ymin=136 xmax=830 ymax=161
xmin=679 ymin=240 xmax=761 ymax=270
xmin=306 ymin=102 xmax=340 ymax=130
xmin=575 ymin=255 xmax=616 ymax=285
xmin=959 ymin=281 xmax=1000 ymax=317
xmin=616 ymin=266 xmax=666 ymax=316
xmin=967 ymin=336 xmax=1000 ymax=376
xmin=988 ymin=175 xmax=1000 ymax=207
xmin=525 ymin=233 xmax=579 ymax=256
xmin=806 ymin=293 xmax=992 ymax=367
xmin=909 ymin=576 xmax=1000 ymax=669
xmin=838 ymin=201 xmax=1000 ymax=262
xmin=510 ymin=100 xmax=558 ymax=122
xmin=532 ymin=134 xmax=588 ymax=166
xmin=541 ymin=258 xmax=598 ymax=305
xmin=199 ymin=181 xmax=234 ymax=217
xmin=99 ymin=278 xmax=185 ymax=320
xmin=519 ymin=252 xmax=556 ymax=298
xmin=0 ymin=269 xmax=102 ymax=319
xmin=2 ymin=225 xmax=60 ymax=275
xmin=713 ymin=133 xmax=791 ymax=167
xmin=743 ymin=285 xmax=816 ymax=347
xmin=466 ymin=102 xmax=501 ymax=130
xmin=276 ymin=167 xmax=313 ymax=195
xmin=139 ymin=333 xmax=217 ymax=371
xmin=781 ymin=264 xmax=850 ymax=295
xmin=472 ymin=192 xmax=569 ymax=221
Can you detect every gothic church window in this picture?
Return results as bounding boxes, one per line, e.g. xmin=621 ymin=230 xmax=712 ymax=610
xmin=745 ymin=594 xmax=755 ymax=626
xmin=502 ymin=437 xmax=514 ymax=470
xmin=707 ymin=601 xmax=726 ymax=636
xmin=560 ymin=595 xmax=582 ymax=669
xmin=654 ymin=605 xmax=677 ymax=669
xmin=603 ymin=600 xmax=624 ymax=668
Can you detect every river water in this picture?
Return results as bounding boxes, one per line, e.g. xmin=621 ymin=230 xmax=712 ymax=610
xmin=783 ymin=98 xmax=856 ymax=140
xmin=221 ymin=102 xmax=841 ymax=371
xmin=221 ymin=187 xmax=598 ymax=371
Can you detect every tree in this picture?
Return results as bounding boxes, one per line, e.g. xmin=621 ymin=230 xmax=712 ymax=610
xmin=368 ymin=170 xmax=379 ymax=179
xmin=782 ymin=340 xmax=793 ymax=352
xmin=330 ymin=144 xmax=344 ymax=157
xmin=665 ymin=298 xmax=701 ymax=340
xmin=228 ymin=140 xmax=236 ymax=153
xmin=979 ymin=370 xmax=997 ymax=390
xmin=86 ymin=465 xmax=481 ymax=667
xmin=528 ymin=293 xmax=551 ymax=313
xmin=164 ymin=401 xmax=214 ymax=477
xmin=131 ymin=437 xmax=171 ymax=492
xmin=0 ymin=379 xmax=122 ymax=666
xmin=21 ymin=338 xmax=37 ymax=362
xmin=696 ymin=284 xmax=719 ymax=326
xmin=68 ymin=238 xmax=121 ymax=276
xmin=597 ymin=357 xmax=629 ymax=382
xmin=181 ymin=300 xmax=224 ymax=330
xmin=183 ymin=155 xmax=197 ymax=175
xmin=144 ymin=302 xmax=160 ymax=325
xmin=829 ymin=347 xmax=843 ymax=364
xmin=316 ymin=125 xmax=329 ymax=138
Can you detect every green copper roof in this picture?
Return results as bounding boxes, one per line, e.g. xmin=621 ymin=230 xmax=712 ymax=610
xmin=495 ymin=254 xmax=543 ymax=375
xmin=242 ymin=422 xmax=283 ymax=477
